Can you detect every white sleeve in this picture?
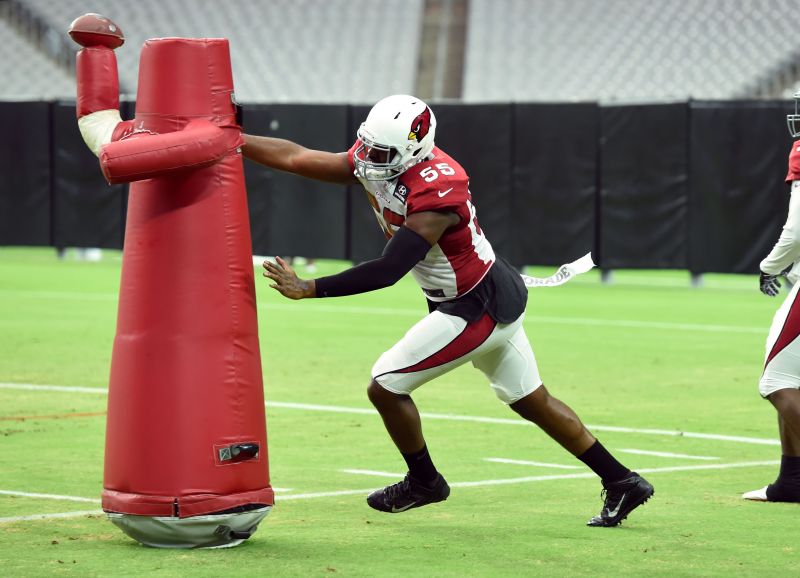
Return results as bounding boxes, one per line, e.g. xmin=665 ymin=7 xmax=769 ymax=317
xmin=78 ymin=109 xmax=122 ymax=157
xmin=760 ymin=180 xmax=800 ymax=275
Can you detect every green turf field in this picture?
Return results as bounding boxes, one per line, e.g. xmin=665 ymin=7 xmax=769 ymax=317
xmin=0 ymin=247 xmax=796 ymax=577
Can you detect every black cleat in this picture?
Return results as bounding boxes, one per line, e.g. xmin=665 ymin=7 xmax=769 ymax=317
xmin=587 ymin=471 xmax=654 ymax=527
xmin=367 ymin=473 xmax=450 ymax=513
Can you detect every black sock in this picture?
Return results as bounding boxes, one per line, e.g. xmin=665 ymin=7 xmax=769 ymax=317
xmin=402 ymin=445 xmax=438 ymax=485
xmin=778 ymin=455 xmax=800 ymax=481
xmin=577 ymin=440 xmax=630 ymax=484
xmin=770 ymin=455 xmax=800 ymax=498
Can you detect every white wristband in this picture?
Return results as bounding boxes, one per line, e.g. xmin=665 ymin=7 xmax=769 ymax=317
xmin=78 ymin=109 xmax=123 ymax=157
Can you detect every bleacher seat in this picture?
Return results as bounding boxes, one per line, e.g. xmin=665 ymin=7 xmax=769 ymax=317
xmin=463 ymin=0 xmax=800 ymax=102
xmin=19 ymin=0 xmax=424 ymax=103
xmin=0 ymin=18 xmax=75 ymax=99
xmin=4 ymin=0 xmax=800 ymax=104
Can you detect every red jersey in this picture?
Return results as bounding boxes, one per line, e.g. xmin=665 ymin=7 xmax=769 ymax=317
xmin=787 ymin=140 xmax=800 ymax=183
xmin=348 ymin=144 xmax=495 ymax=301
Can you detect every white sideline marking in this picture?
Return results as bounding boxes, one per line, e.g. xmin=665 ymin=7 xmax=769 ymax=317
xmin=340 ymin=469 xmax=405 ymax=478
xmin=0 ymin=383 xmax=781 ymax=446
xmin=0 ymin=290 xmax=117 ymax=302
xmin=528 ymin=316 xmax=763 ymax=334
xmin=581 ymin=425 xmax=779 ymax=446
xmin=268 ymin=402 xmax=780 ymax=447
xmin=0 ymin=383 xmax=107 ymax=395
xmin=617 ymin=449 xmax=720 ymax=461
xmin=0 ymin=510 xmax=103 ymax=523
xmin=634 ymin=461 xmax=780 ymax=474
xmin=0 ymin=488 xmax=293 ymax=504
xmin=275 ymin=460 xmax=784 ymax=499
xmin=0 ymin=289 xmax=764 ymax=334
xmin=270 ymin=400 xmax=374 ymax=416
xmin=0 ymin=460 xmax=781 ymax=523
xmin=484 ymin=458 xmax=583 ymax=469
xmin=0 ymin=490 xmax=100 ymax=503
xmin=442 ymin=460 xmax=781 ymax=489
xmin=258 ymin=303 xmax=766 ymax=334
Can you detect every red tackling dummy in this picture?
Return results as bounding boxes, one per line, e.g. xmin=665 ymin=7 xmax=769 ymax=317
xmin=70 ymin=16 xmax=273 ymax=549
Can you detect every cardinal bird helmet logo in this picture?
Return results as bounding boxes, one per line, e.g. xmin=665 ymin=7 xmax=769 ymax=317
xmin=408 ymin=106 xmax=432 ymax=142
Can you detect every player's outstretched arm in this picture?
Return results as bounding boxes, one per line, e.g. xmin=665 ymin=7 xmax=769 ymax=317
xmin=263 ymin=211 xmax=458 ymax=300
xmin=242 ymin=134 xmax=357 ymax=185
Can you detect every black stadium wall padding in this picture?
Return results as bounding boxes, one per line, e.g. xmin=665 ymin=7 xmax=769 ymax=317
xmin=52 ymin=102 xmax=126 ymax=249
xmin=243 ymin=104 xmax=349 ymax=259
xmin=3 ymin=100 xmax=800 ymax=275
xmin=511 ymin=103 xmax=598 ymax=267
xmin=0 ymin=101 xmax=52 ymax=246
xmin=433 ymin=103 xmax=515 ymax=263
xmin=689 ymin=101 xmax=794 ymax=274
xmin=599 ymin=103 xmax=690 ymax=269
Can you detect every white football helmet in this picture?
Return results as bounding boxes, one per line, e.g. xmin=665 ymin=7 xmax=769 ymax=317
xmin=789 ymin=90 xmax=800 ymax=139
xmin=354 ymin=95 xmax=437 ymax=181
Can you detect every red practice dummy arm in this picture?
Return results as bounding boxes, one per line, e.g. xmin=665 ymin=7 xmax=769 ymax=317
xmin=99 ymin=120 xmax=244 ymax=184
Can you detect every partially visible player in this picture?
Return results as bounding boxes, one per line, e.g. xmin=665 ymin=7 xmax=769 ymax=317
xmin=244 ymin=95 xmax=653 ymax=525
xmin=743 ymin=92 xmax=800 ymax=503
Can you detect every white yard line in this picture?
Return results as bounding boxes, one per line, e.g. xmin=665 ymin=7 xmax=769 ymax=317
xmin=484 ymin=458 xmax=583 ymax=469
xmin=340 ymin=469 xmax=406 ymax=478
xmin=583 ymin=425 xmax=779 ymax=446
xmin=253 ymin=460 xmax=785 ymax=498
xmin=0 ymin=383 xmax=781 ymax=446
xmin=0 ymin=510 xmax=103 ymax=523
xmin=527 ymin=316 xmax=764 ymax=334
xmin=0 ymin=460 xmax=781 ymax=523
xmin=449 ymin=460 xmax=781 ymax=488
xmin=259 ymin=303 xmax=765 ymax=334
xmin=0 ymin=383 xmax=108 ymax=395
xmin=269 ymin=400 xmax=376 ymax=416
xmin=634 ymin=461 xmax=780 ymax=474
xmin=267 ymin=402 xmax=780 ymax=447
xmin=0 ymin=490 xmax=100 ymax=503
xmin=617 ymin=449 xmax=720 ymax=461
xmin=0 ymin=290 xmax=117 ymax=302
xmin=0 ymin=289 xmax=764 ymax=334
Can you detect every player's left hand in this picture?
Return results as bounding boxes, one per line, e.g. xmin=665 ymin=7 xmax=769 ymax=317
xmin=263 ymin=257 xmax=315 ymax=300
xmin=759 ymin=271 xmax=781 ymax=297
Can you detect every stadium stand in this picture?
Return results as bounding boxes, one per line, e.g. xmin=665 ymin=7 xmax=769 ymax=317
xmin=0 ymin=6 xmax=74 ymax=99
xmin=463 ymin=0 xmax=800 ymax=102
xmin=2 ymin=0 xmax=800 ymax=103
xmin=14 ymin=0 xmax=424 ymax=103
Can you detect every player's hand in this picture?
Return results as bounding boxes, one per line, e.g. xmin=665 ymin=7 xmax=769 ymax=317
xmin=759 ymin=271 xmax=781 ymax=297
xmin=263 ymin=257 xmax=315 ymax=300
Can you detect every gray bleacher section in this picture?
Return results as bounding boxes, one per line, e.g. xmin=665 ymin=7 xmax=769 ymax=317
xmin=0 ymin=16 xmax=75 ymax=99
xmin=19 ymin=0 xmax=423 ymax=103
xmin=464 ymin=0 xmax=800 ymax=102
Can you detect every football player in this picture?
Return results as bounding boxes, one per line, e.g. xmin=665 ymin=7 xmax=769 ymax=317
xmin=244 ymin=95 xmax=653 ymax=525
xmin=743 ymin=92 xmax=800 ymax=503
